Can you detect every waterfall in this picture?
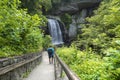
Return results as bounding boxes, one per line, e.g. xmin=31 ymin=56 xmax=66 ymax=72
xmin=48 ymin=19 xmax=64 ymax=45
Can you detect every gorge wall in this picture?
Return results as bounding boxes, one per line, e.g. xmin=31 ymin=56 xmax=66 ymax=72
xmin=46 ymin=0 xmax=101 ymax=44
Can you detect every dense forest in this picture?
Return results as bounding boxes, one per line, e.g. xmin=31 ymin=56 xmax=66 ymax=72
xmin=0 ymin=0 xmax=120 ymax=80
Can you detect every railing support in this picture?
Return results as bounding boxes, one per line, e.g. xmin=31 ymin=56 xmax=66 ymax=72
xmin=54 ymin=54 xmax=80 ymax=80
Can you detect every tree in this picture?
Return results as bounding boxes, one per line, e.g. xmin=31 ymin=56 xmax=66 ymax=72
xmin=20 ymin=0 xmax=52 ymax=15
xmin=0 ymin=0 xmax=47 ymax=57
xmin=76 ymin=0 xmax=120 ymax=55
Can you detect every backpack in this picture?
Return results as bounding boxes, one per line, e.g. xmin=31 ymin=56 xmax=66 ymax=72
xmin=48 ymin=48 xmax=53 ymax=54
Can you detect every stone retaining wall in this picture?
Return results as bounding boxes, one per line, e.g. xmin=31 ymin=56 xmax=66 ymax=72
xmin=0 ymin=52 xmax=42 ymax=80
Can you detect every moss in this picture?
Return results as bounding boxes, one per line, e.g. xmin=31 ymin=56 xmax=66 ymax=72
xmin=22 ymin=70 xmax=31 ymax=78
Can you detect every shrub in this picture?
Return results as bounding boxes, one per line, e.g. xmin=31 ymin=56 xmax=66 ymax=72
xmin=60 ymin=13 xmax=72 ymax=29
xmin=56 ymin=46 xmax=120 ymax=80
xmin=0 ymin=0 xmax=47 ymax=57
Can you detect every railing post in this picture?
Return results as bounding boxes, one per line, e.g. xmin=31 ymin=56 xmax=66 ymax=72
xmin=60 ymin=67 xmax=63 ymax=78
xmin=54 ymin=56 xmax=57 ymax=80
xmin=54 ymin=54 xmax=80 ymax=80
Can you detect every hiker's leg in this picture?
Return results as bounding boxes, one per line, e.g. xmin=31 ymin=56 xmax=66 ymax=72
xmin=50 ymin=57 xmax=53 ymax=64
xmin=48 ymin=53 xmax=51 ymax=64
xmin=49 ymin=58 xmax=50 ymax=64
xmin=52 ymin=56 xmax=54 ymax=64
xmin=49 ymin=56 xmax=51 ymax=64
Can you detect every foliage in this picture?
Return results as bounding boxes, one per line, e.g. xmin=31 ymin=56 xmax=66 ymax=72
xmin=42 ymin=35 xmax=51 ymax=50
xmin=75 ymin=0 xmax=120 ymax=55
xmin=104 ymin=40 xmax=120 ymax=80
xmin=60 ymin=13 xmax=72 ymax=29
xmin=56 ymin=46 xmax=120 ymax=80
xmin=20 ymin=0 xmax=52 ymax=14
xmin=0 ymin=0 xmax=48 ymax=58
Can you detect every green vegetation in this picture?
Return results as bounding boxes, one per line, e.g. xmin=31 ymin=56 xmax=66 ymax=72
xmin=76 ymin=0 xmax=120 ymax=54
xmin=57 ymin=0 xmax=120 ymax=80
xmin=60 ymin=13 xmax=72 ymax=29
xmin=42 ymin=35 xmax=51 ymax=50
xmin=0 ymin=0 xmax=50 ymax=58
xmin=20 ymin=0 xmax=52 ymax=15
xmin=57 ymin=46 xmax=120 ymax=80
xmin=22 ymin=70 xmax=31 ymax=78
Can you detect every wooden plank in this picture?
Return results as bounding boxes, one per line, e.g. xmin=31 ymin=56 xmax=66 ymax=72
xmin=0 ymin=54 xmax=41 ymax=76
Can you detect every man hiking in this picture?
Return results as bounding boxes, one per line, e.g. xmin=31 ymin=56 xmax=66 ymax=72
xmin=47 ymin=47 xmax=55 ymax=64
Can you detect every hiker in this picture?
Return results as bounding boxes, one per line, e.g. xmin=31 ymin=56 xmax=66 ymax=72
xmin=47 ymin=47 xmax=55 ymax=64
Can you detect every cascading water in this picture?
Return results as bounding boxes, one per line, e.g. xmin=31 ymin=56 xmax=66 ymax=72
xmin=48 ymin=19 xmax=64 ymax=45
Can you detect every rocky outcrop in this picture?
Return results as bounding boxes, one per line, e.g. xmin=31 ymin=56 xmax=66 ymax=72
xmin=46 ymin=0 xmax=101 ymax=44
xmin=46 ymin=8 xmax=91 ymax=44
xmin=68 ymin=9 xmax=87 ymax=40
xmin=57 ymin=20 xmax=69 ymax=44
xmin=50 ymin=0 xmax=101 ymax=15
xmin=69 ymin=23 xmax=77 ymax=39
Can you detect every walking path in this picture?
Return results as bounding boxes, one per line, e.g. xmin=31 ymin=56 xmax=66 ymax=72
xmin=23 ymin=51 xmax=55 ymax=80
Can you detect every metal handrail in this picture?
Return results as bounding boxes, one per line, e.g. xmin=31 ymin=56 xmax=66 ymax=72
xmin=54 ymin=54 xmax=80 ymax=80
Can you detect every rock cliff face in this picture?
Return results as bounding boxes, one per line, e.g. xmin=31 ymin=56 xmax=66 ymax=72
xmin=50 ymin=0 xmax=101 ymax=15
xmin=68 ymin=9 xmax=88 ymax=40
xmin=47 ymin=0 xmax=101 ymax=44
